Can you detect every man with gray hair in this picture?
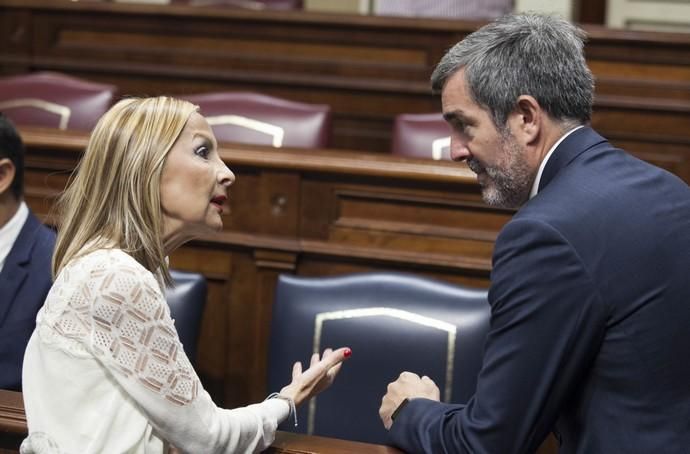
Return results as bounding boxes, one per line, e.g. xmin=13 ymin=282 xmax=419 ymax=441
xmin=379 ymin=13 xmax=690 ymax=453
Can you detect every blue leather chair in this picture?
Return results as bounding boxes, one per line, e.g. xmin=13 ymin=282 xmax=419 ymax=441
xmin=267 ymin=272 xmax=490 ymax=444
xmin=166 ymin=270 xmax=208 ymax=365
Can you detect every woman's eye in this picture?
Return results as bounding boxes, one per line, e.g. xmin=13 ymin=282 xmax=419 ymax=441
xmin=194 ymin=146 xmax=210 ymax=159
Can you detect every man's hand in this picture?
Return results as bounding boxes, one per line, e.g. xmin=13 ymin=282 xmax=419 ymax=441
xmin=379 ymin=372 xmax=440 ymax=430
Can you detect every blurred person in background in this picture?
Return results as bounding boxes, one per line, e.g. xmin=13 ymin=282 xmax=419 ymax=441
xmin=0 ymin=113 xmax=55 ymax=391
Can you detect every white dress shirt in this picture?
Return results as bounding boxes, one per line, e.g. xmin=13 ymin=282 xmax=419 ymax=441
xmin=530 ymin=126 xmax=584 ymax=199
xmin=0 ymin=201 xmax=28 ymax=273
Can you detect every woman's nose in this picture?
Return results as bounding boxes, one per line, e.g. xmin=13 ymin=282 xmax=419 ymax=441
xmin=219 ymin=164 xmax=235 ymax=187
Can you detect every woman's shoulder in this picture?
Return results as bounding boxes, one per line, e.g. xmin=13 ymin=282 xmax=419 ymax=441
xmin=60 ymin=247 xmax=161 ymax=291
xmin=73 ymin=247 xmax=142 ymax=268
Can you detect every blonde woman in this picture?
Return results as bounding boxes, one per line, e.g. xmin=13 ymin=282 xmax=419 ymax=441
xmin=21 ymin=97 xmax=351 ymax=454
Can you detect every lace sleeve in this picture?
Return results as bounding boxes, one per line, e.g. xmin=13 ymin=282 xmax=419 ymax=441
xmin=87 ymin=263 xmax=199 ymax=405
xmin=69 ymin=250 xmax=289 ymax=453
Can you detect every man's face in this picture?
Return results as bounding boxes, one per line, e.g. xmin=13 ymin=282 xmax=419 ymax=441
xmin=441 ymin=70 xmax=536 ymax=209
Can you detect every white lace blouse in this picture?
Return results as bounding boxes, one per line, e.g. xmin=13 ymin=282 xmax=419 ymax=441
xmin=21 ymin=248 xmax=289 ymax=454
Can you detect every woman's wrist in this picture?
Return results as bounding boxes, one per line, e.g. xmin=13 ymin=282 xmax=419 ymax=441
xmin=279 ymin=385 xmax=302 ymax=406
xmin=265 ymin=392 xmax=298 ymax=427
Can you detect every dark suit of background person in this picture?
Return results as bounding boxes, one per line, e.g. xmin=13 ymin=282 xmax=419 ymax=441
xmin=381 ymin=14 xmax=690 ymax=454
xmin=0 ymin=114 xmax=56 ymax=390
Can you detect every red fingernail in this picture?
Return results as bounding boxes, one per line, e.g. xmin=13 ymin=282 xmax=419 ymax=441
xmin=344 ymin=348 xmax=352 ymax=358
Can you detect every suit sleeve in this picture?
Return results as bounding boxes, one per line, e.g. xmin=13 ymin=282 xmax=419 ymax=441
xmin=389 ymin=218 xmax=608 ymax=454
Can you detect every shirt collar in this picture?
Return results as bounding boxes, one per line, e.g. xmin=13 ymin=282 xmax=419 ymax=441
xmin=529 ymin=126 xmax=584 ymax=199
xmin=0 ymin=201 xmax=29 ymax=273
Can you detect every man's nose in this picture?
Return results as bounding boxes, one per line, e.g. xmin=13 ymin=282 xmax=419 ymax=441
xmin=449 ymin=138 xmax=470 ymax=162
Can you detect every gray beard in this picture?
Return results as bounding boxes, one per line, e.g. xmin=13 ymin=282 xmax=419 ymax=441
xmin=468 ymin=136 xmax=534 ymax=209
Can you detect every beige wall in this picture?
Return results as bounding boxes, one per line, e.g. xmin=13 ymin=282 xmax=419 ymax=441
xmin=306 ymin=0 xmax=577 ymax=20
xmin=514 ymin=0 xmax=574 ymax=20
xmin=607 ymin=0 xmax=690 ymax=32
xmin=306 ymin=0 xmax=690 ymax=33
xmin=304 ymin=0 xmax=370 ymax=14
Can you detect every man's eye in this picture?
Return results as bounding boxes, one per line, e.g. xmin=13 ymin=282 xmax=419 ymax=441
xmin=451 ymin=120 xmax=466 ymax=133
xmin=194 ymin=146 xmax=210 ymax=158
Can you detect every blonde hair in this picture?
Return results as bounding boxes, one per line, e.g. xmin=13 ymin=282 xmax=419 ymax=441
xmin=52 ymin=96 xmax=198 ymax=285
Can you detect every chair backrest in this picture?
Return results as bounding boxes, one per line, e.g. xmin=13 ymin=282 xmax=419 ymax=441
xmin=391 ymin=112 xmax=452 ymax=160
xmin=267 ymin=272 xmax=490 ymax=444
xmin=183 ymin=92 xmax=331 ymax=148
xmin=166 ymin=270 xmax=208 ymax=365
xmin=0 ymin=72 xmax=116 ymax=131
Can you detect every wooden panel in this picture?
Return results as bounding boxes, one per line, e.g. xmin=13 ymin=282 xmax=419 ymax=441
xmin=591 ymin=96 xmax=690 ymax=183
xmin=0 ymin=9 xmax=31 ymax=73
xmin=169 ymin=244 xmax=233 ymax=401
xmin=3 ymin=0 xmax=688 ymax=162
xmin=269 ymin=431 xmax=404 ymax=454
xmin=300 ymin=181 xmax=504 ymax=260
xmin=577 ymin=0 xmax=607 ymax=24
xmin=0 ymin=390 xmax=24 ymax=453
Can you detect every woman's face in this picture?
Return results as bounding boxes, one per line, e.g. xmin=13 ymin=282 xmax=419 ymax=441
xmin=160 ymin=112 xmax=235 ymax=245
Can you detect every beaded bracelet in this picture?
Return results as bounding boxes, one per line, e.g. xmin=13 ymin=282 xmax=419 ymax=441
xmin=265 ymin=392 xmax=298 ymax=427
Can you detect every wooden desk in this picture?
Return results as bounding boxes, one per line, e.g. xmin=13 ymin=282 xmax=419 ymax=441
xmin=0 ymin=389 xmax=560 ymax=453
xmin=0 ymin=389 xmax=404 ymax=453
xmin=1 ymin=0 xmax=689 ymax=180
xmin=0 ymin=390 xmax=23 ymax=454
xmin=269 ymin=431 xmax=403 ymax=454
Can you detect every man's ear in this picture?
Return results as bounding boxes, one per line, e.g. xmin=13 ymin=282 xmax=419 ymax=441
xmin=508 ymin=95 xmax=541 ymax=145
xmin=0 ymin=158 xmax=16 ymax=196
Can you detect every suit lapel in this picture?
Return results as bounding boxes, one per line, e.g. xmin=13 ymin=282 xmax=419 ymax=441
xmin=0 ymin=212 xmax=39 ymax=325
xmin=539 ymin=127 xmax=608 ymax=193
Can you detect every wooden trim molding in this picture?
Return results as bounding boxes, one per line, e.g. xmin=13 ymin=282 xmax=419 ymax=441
xmin=0 ymin=390 xmax=25 ymax=435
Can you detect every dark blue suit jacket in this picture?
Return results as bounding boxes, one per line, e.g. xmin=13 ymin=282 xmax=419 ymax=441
xmin=0 ymin=210 xmax=55 ymax=390
xmin=390 ymin=128 xmax=690 ymax=453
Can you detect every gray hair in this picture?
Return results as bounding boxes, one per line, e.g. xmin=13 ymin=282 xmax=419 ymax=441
xmin=431 ymin=13 xmax=594 ymax=129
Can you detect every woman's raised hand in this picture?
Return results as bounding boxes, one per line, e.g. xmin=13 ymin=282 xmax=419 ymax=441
xmin=279 ymin=347 xmax=352 ymax=407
